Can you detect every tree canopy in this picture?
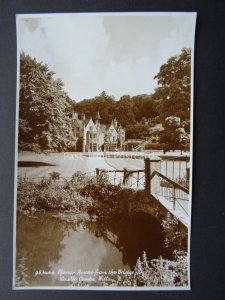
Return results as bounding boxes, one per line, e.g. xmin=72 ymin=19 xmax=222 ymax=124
xmin=19 ymin=52 xmax=75 ymax=151
xmin=159 ymin=116 xmax=190 ymax=152
xmin=152 ymin=48 xmax=191 ymax=121
xmin=72 ymin=92 xmax=160 ymax=129
xmin=18 ymin=48 xmax=191 ymax=152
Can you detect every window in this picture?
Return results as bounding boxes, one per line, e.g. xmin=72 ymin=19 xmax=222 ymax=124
xmin=89 ymin=126 xmax=93 ymax=131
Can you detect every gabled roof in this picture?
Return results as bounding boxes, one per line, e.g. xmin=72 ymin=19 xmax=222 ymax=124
xmin=84 ymin=118 xmax=91 ymax=127
xmin=84 ymin=118 xmax=98 ymax=132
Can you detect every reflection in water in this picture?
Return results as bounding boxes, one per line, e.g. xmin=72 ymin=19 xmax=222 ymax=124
xmin=16 ymin=212 xmax=167 ymax=287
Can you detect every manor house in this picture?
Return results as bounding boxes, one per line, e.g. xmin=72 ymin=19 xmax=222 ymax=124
xmin=72 ymin=112 xmax=125 ymax=152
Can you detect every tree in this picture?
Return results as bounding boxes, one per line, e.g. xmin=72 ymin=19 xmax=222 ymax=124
xmin=159 ymin=116 xmax=190 ymax=152
xmin=132 ymin=94 xmax=159 ymax=121
xmin=114 ymin=95 xmax=136 ymax=127
xmin=126 ymin=124 xmax=150 ymax=139
xmin=19 ymin=52 xmax=75 ymax=151
xmin=153 ymin=48 xmax=191 ymax=121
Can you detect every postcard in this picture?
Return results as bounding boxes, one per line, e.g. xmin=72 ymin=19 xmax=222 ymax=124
xmin=14 ymin=12 xmax=196 ymax=290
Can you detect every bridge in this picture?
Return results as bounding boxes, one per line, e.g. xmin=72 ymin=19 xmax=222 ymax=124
xmin=96 ymin=157 xmax=190 ymax=228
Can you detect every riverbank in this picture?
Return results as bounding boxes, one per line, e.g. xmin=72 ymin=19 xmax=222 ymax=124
xmin=16 ymin=170 xmax=188 ymax=288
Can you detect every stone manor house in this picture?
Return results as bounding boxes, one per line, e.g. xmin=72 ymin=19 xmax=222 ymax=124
xmin=72 ymin=112 xmax=126 ymax=152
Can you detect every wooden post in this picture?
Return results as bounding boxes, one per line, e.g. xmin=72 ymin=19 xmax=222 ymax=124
xmin=173 ymin=186 xmax=176 ymax=210
xmin=123 ymin=168 xmax=129 ymax=186
xmin=137 ymin=171 xmax=139 ymax=188
xmin=114 ymin=171 xmax=116 ymax=184
xmin=96 ymin=168 xmax=100 ymax=176
xmin=186 ymin=167 xmax=190 ymax=188
xmin=144 ymin=158 xmax=151 ymax=194
xmin=172 ymin=160 xmax=174 ymax=180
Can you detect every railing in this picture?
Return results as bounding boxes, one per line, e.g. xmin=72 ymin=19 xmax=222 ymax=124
xmin=159 ymin=156 xmax=190 ymax=189
xmin=150 ymin=170 xmax=189 ymax=216
xmin=95 ymin=158 xmax=189 ymax=217
xmin=95 ymin=168 xmax=145 ymax=189
xmin=18 ymin=157 xmax=190 ymax=219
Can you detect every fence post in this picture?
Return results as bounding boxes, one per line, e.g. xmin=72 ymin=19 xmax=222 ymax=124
xmin=173 ymin=186 xmax=176 ymax=210
xmin=96 ymin=168 xmax=100 ymax=177
xmin=123 ymin=168 xmax=129 ymax=186
xmin=144 ymin=158 xmax=151 ymax=194
xmin=186 ymin=167 xmax=190 ymax=188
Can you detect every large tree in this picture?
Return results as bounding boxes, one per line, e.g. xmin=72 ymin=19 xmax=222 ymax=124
xmin=159 ymin=116 xmax=190 ymax=152
xmin=153 ymin=48 xmax=191 ymax=121
xmin=19 ymin=52 xmax=75 ymax=151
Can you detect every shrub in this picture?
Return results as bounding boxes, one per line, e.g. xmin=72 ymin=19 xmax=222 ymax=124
xmin=18 ymin=142 xmax=41 ymax=153
xmin=17 ymin=176 xmax=93 ymax=214
xmin=69 ymin=172 xmax=156 ymax=217
xmin=49 ymin=172 xmax=60 ymax=180
xmin=145 ymin=142 xmax=167 ymax=150
xmin=69 ymin=171 xmax=91 ymax=191
xmin=133 ymin=251 xmax=188 ymax=287
xmin=161 ymin=212 xmax=188 ymax=255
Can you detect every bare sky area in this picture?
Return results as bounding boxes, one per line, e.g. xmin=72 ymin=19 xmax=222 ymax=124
xmin=17 ymin=12 xmax=196 ymax=101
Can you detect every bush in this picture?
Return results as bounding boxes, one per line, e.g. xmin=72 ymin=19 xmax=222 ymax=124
xmin=161 ymin=212 xmax=188 ymax=255
xmin=74 ymin=173 xmax=122 ymax=217
xmin=133 ymin=251 xmax=188 ymax=287
xmin=49 ymin=172 xmax=60 ymax=180
xmin=18 ymin=142 xmax=41 ymax=153
xmin=145 ymin=142 xmax=167 ymax=150
xmin=17 ymin=176 xmax=93 ymax=214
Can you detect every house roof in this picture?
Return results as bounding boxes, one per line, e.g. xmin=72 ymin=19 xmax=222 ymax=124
xmin=73 ymin=111 xmax=125 ymax=133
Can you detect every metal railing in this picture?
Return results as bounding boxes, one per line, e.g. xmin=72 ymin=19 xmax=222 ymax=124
xmin=150 ymin=170 xmax=189 ymax=215
xmin=95 ymin=165 xmax=189 ymax=216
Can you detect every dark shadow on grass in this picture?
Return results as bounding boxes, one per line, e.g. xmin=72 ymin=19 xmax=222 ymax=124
xmin=18 ymin=161 xmax=56 ymax=167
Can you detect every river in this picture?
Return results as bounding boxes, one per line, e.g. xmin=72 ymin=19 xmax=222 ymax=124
xmin=16 ymin=152 xmax=188 ymax=287
xmin=16 ymin=210 xmax=168 ymax=287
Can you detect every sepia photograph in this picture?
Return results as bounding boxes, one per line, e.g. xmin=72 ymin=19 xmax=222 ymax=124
xmin=14 ymin=12 xmax=196 ymax=290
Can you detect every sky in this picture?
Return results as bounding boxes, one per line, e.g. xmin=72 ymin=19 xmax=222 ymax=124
xmin=17 ymin=13 xmax=196 ymax=102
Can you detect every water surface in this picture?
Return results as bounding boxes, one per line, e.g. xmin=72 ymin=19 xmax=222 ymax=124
xmin=16 ymin=211 xmax=167 ymax=287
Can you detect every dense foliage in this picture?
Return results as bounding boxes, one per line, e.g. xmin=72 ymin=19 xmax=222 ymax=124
xmin=134 ymin=251 xmax=188 ymax=287
xmin=17 ymin=175 xmax=93 ymax=214
xmin=162 ymin=212 xmax=188 ymax=255
xmin=19 ymin=48 xmax=191 ymax=151
xmin=71 ymin=91 xmax=160 ymax=130
xmin=159 ymin=116 xmax=190 ymax=152
xmin=153 ymin=48 xmax=191 ymax=121
xmin=19 ymin=52 xmax=75 ymax=152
